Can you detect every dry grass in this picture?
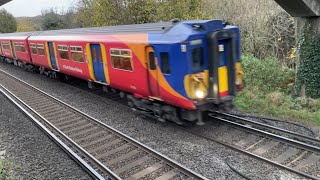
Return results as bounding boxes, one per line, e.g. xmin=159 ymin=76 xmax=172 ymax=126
xmin=266 ymin=92 xmax=284 ymax=106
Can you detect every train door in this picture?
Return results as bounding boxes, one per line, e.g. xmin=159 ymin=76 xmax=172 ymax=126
xmin=10 ymin=41 xmax=16 ymax=59
xmin=90 ymin=44 xmax=106 ymax=82
xmin=146 ymin=46 xmax=160 ymax=97
xmin=48 ymin=42 xmax=58 ymax=70
xmin=0 ymin=42 xmax=3 ymax=56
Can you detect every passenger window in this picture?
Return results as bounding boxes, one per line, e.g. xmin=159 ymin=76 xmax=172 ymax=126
xmin=149 ymin=52 xmax=156 ymax=70
xmin=160 ymin=52 xmax=170 ymax=74
xmin=71 ymin=46 xmax=84 ymax=62
xmin=111 ymin=49 xmax=133 ymax=71
xmin=192 ymin=47 xmax=204 ymax=71
xmin=14 ymin=42 xmax=21 ymax=52
xmin=20 ymin=43 xmax=26 ymax=52
xmin=3 ymin=42 xmax=9 ymax=50
xmin=37 ymin=44 xmax=45 ymax=56
xmin=58 ymin=45 xmax=69 ymax=60
xmin=30 ymin=44 xmax=37 ymax=54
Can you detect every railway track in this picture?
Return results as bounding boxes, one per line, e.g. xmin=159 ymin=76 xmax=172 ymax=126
xmin=183 ymin=112 xmax=320 ymax=179
xmin=2 ymin=62 xmax=320 ymax=179
xmin=0 ymin=69 xmax=206 ymax=180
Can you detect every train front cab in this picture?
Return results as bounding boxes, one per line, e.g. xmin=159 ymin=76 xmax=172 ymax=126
xmin=205 ymin=30 xmax=237 ymax=109
xmin=184 ymin=28 xmax=240 ymax=124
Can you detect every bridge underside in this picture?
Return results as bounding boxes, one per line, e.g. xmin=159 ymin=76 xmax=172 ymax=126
xmin=0 ymin=0 xmax=11 ymax=6
xmin=275 ymin=0 xmax=320 ymax=17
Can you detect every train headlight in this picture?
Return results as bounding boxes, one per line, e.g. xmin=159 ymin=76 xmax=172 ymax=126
xmin=195 ymin=90 xmax=205 ymax=99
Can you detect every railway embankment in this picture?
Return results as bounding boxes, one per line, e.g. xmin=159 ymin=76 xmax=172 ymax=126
xmin=234 ymin=55 xmax=320 ymax=127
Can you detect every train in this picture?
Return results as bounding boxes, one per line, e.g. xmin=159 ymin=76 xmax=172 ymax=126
xmin=0 ymin=19 xmax=243 ymax=125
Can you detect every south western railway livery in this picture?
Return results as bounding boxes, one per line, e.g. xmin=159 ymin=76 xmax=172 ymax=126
xmin=0 ymin=19 xmax=243 ymax=125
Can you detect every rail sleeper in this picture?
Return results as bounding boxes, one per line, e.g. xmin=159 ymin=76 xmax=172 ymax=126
xmin=209 ymin=112 xmax=320 ymax=179
xmin=0 ymin=69 xmax=206 ymax=180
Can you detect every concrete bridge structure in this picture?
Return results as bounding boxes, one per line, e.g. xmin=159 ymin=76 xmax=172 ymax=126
xmin=0 ymin=0 xmax=10 ymax=6
xmin=275 ymin=0 xmax=320 ymax=17
xmin=275 ymin=0 xmax=320 ymax=98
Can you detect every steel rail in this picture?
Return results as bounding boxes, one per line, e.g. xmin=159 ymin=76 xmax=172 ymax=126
xmin=0 ymin=87 xmax=107 ymax=180
xmin=214 ymin=112 xmax=320 ymax=145
xmin=205 ymin=113 xmax=320 ymax=180
xmin=0 ymin=69 xmax=207 ymax=180
xmin=177 ymin=126 xmax=319 ymax=180
xmin=211 ymin=115 xmax=320 ymax=154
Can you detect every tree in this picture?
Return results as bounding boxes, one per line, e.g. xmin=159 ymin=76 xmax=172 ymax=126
xmin=41 ymin=8 xmax=66 ymax=30
xmin=75 ymin=0 xmax=125 ymax=27
xmin=17 ymin=18 xmax=36 ymax=32
xmin=61 ymin=8 xmax=80 ymax=29
xmin=0 ymin=9 xmax=17 ymax=33
xmin=74 ymin=0 xmax=208 ymax=27
xmin=157 ymin=0 xmax=208 ymax=21
xmin=125 ymin=0 xmax=157 ymax=24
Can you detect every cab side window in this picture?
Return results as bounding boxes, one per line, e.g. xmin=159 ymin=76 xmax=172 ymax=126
xmin=149 ymin=52 xmax=156 ymax=70
xmin=160 ymin=52 xmax=170 ymax=74
xmin=192 ymin=47 xmax=204 ymax=71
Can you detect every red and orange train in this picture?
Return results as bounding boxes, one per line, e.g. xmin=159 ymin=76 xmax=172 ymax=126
xmin=0 ymin=20 xmax=243 ymax=125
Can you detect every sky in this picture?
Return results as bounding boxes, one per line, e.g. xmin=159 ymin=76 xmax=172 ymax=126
xmin=1 ymin=0 xmax=80 ymax=17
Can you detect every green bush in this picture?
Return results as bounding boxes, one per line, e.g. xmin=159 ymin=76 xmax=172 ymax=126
xmin=242 ymin=55 xmax=295 ymax=94
xmin=235 ymin=55 xmax=320 ymax=125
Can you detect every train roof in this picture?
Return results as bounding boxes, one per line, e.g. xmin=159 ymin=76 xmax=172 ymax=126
xmin=34 ymin=22 xmax=174 ymax=36
xmin=0 ymin=19 xmax=227 ymax=36
xmin=0 ymin=20 xmax=236 ymax=43
xmin=0 ymin=21 xmax=174 ymax=38
xmin=0 ymin=31 xmax=34 ymax=37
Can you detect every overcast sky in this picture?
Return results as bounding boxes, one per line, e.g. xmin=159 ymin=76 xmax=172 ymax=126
xmin=2 ymin=0 xmax=80 ymax=17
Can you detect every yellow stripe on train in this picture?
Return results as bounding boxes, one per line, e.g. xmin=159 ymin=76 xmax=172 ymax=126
xmin=218 ymin=66 xmax=229 ymax=95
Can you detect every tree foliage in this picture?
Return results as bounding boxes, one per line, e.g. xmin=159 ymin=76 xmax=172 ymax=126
xmin=41 ymin=8 xmax=66 ymax=30
xmin=17 ymin=18 xmax=36 ymax=32
xmin=157 ymin=0 xmax=208 ymax=21
xmin=61 ymin=8 xmax=80 ymax=29
xmin=74 ymin=0 xmax=208 ymax=27
xmin=0 ymin=9 xmax=17 ymax=33
xmin=75 ymin=0 xmax=124 ymax=27
xmin=125 ymin=0 xmax=157 ymax=24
